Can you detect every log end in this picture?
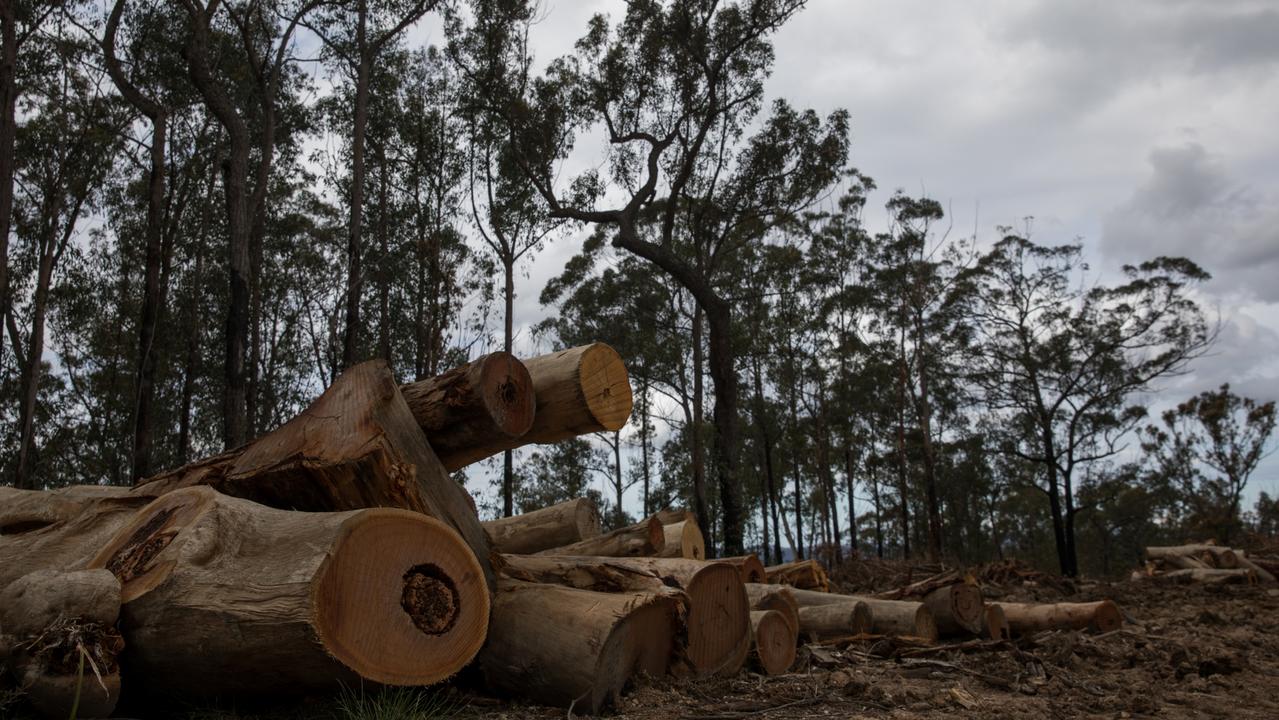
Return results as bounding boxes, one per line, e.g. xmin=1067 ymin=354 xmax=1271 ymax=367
xmin=951 ymin=583 xmax=986 ymax=635
xmin=983 ymin=604 xmax=1010 ymax=641
xmin=314 ymin=508 xmax=490 ymax=686
xmin=1090 ymin=599 xmax=1123 ymax=633
xmin=915 ymin=605 xmax=940 ymax=642
xmin=478 ymin=351 xmax=536 ymax=439
xmin=750 ymin=610 xmax=796 ymax=676
xmin=579 ymin=342 xmax=634 ymax=432
xmin=684 ymin=562 xmax=751 ymax=676
xmin=574 ymin=498 xmax=603 ymax=541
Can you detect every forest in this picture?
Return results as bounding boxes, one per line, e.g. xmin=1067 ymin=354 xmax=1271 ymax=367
xmin=1 ymin=0 xmax=1275 ymax=585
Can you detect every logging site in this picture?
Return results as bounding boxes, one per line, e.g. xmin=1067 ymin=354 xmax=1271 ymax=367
xmin=2 ymin=0 xmax=1279 ymax=719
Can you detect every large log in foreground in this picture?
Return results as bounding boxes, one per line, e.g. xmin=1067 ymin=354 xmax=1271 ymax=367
xmin=999 ymin=600 xmax=1123 ymax=635
xmin=789 ymin=588 xmax=938 ymax=641
xmin=749 ymin=610 xmax=796 ymax=676
xmin=85 ymin=486 xmax=490 ymax=698
xmin=922 ymin=583 xmax=984 ymax=636
xmin=477 ymin=581 xmax=678 ymax=714
xmin=483 ymin=498 xmax=601 ymax=554
xmin=399 ymin=352 xmax=535 ymax=472
xmin=539 ymin=516 xmax=664 ymax=557
xmin=134 ymin=360 xmax=495 ymax=591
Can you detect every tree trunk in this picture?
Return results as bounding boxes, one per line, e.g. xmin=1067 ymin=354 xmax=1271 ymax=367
xmin=482 ymin=498 xmax=601 ymax=554
xmin=704 ymin=301 xmax=743 ymax=555
xmin=0 ymin=0 xmax=17 ymax=376
xmin=797 ymin=603 xmax=873 ymax=640
xmin=342 ymin=13 xmax=371 ymax=369
xmin=998 ymin=600 xmax=1122 ymax=635
xmin=691 ymin=309 xmax=711 ymax=547
xmin=921 ymin=583 xmax=984 ymax=636
xmin=501 ymin=256 xmax=515 ymax=515
xmin=399 ymin=351 xmax=535 ymax=470
xmin=537 ymin=516 xmax=663 ymax=557
xmin=754 ymin=360 xmax=785 ymax=564
xmin=749 ymin=610 xmax=796 ymax=676
xmin=657 ymin=520 xmax=705 ymax=559
xmin=477 ymin=581 xmax=679 ymax=714
xmin=135 ymin=359 xmax=495 ymax=591
xmin=788 ymin=588 xmax=939 ymax=641
xmin=14 ymin=235 xmax=55 ymax=489
xmin=86 ymin=486 xmax=488 ymax=698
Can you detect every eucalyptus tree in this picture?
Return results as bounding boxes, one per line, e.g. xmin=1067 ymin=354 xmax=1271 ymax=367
xmin=966 ymin=234 xmax=1214 ymax=576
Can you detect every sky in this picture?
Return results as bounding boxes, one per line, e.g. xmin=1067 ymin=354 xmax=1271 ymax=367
xmin=398 ymin=1 xmax=1279 ymax=515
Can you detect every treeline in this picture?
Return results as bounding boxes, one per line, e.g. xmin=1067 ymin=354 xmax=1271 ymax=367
xmin=0 ymin=0 xmax=1274 ymax=578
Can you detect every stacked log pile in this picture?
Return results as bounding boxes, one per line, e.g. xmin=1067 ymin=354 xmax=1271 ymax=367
xmin=1135 ymin=544 xmax=1275 ymax=584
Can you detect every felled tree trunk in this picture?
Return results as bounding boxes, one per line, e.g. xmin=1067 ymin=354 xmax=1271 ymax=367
xmin=744 ymin=583 xmax=799 ymax=637
xmin=538 ymin=516 xmax=664 ymax=557
xmin=765 ymin=559 xmax=829 ymax=592
xmin=789 ymin=588 xmax=938 ymax=641
xmin=1157 ymin=568 xmax=1257 ymax=584
xmin=399 ymin=351 xmax=535 ymax=472
xmin=749 ymin=610 xmax=796 ymax=676
xmin=476 ymin=580 xmax=678 ymax=714
xmin=133 ymin=360 xmax=494 ymax=591
xmin=0 ymin=486 xmax=157 ymax=589
xmin=0 ymin=569 xmax=124 ymax=720
xmin=721 ymin=555 xmax=766 ymax=583
xmin=982 ymin=604 xmax=1010 ymax=641
xmin=796 ymin=603 xmax=873 ymax=641
xmin=999 ymin=600 xmax=1123 ymax=635
xmin=921 ymin=583 xmax=984 ymax=636
xmin=84 ymin=486 xmax=490 ymax=699
xmin=508 ymin=555 xmax=751 ymax=677
xmin=483 ymin=498 xmax=601 ymax=554
xmin=657 ymin=520 xmax=705 ymax=559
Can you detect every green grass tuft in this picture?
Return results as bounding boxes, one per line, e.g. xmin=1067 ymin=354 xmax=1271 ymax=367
xmin=333 ymin=685 xmax=460 ymax=720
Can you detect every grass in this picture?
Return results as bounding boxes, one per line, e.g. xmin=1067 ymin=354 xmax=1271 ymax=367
xmin=332 ymin=685 xmax=461 ymax=720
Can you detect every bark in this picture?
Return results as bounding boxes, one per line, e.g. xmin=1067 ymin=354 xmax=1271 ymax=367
xmin=765 ymin=559 xmax=830 ymax=592
xmin=788 ymin=588 xmax=938 ymax=641
xmin=399 ymin=351 xmax=535 ymax=470
xmin=998 ymin=600 xmax=1123 ymax=635
xmin=482 ymin=498 xmax=601 ymax=554
xmin=86 ymin=486 xmax=488 ymax=697
xmin=134 ymin=360 xmax=495 ymax=591
xmin=0 ymin=0 xmax=18 ymax=376
xmin=477 ymin=581 xmax=679 ymax=713
xmin=749 ymin=610 xmax=796 ymax=676
xmin=797 ymin=603 xmax=873 ymax=640
xmin=537 ymin=516 xmax=663 ymax=557
xmin=657 ymin=520 xmax=705 ymax=560
xmin=754 ymin=360 xmax=785 ymax=564
xmin=920 ymin=583 xmax=984 ymax=636
xmin=691 ymin=309 xmax=710 ymax=545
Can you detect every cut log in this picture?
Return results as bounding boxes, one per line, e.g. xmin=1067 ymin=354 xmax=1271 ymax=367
xmin=999 ymin=600 xmax=1123 ymax=635
xmin=765 ymin=559 xmax=829 ymax=592
xmin=921 ymin=583 xmax=984 ymax=636
xmin=399 ymin=352 xmax=536 ymax=472
xmin=0 ymin=569 xmax=124 ymax=720
xmin=476 ymin=580 xmax=678 ymax=714
xmin=133 ymin=360 xmax=495 ymax=591
xmin=651 ymin=508 xmax=693 ymax=525
xmin=1236 ymin=555 xmax=1277 ymax=583
xmin=516 ymin=556 xmax=750 ymax=677
xmin=744 ymin=583 xmax=800 ymax=637
xmin=85 ymin=486 xmax=490 ymax=698
xmin=657 ymin=520 xmax=706 ymax=560
xmin=749 ymin=610 xmax=796 ymax=676
xmin=788 ymin=588 xmax=938 ymax=641
xmin=538 ymin=516 xmax=664 ymax=557
xmin=483 ymin=498 xmax=602 ymax=554
xmin=0 ymin=486 xmax=157 ymax=589
xmin=981 ymin=604 xmax=1010 ymax=641
xmin=796 ymin=603 xmax=873 ymax=640
xmin=1158 ymin=568 xmax=1258 ymax=584
xmin=497 ymin=554 xmax=672 ymax=595
xmin=720 ymin=555 xmax=767 ymax=583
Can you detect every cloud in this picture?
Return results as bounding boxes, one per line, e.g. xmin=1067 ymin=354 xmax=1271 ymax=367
xmin=1102 ymin=142 xmax=1279 ymax=301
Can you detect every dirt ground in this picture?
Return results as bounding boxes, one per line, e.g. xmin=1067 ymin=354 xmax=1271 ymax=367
xmin=460 ymin=577 xmax=1279 ymax=719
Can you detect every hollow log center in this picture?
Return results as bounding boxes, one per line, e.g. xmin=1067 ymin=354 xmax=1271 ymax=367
xmin=401 ymin=564 xmax=460 ymax=636
xmin=497 ymin=378 xmax=517 ymax=405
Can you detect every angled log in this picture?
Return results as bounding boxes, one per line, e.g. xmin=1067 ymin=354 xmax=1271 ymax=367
xmin=796 ymin=602 xmax=873 ymax=641
xmin=399 ymin=352 xmax=536 ymax=472
xmin=765 ymin=559 xmax=829 ymax=592
xmin=1158 ymin=568 xmax=1257 ymax=584
xmin=721 ymin=555 xmax=766 ymax=583
xmin=85 ymin=486 xmax=490 ymax=698
xmin=921 ymin=583 xmax=984 ymax=636
xmin=483 ymin=498 xmax=601 ymax=554
xmin=133 ymin=360 xmax=494 ymax=591
xmin=651 ymin=508 xmax=693 ymax=525
xmin=0 ymin=569 xmax=124 ymax=720
xmin=497 ymin=554 xmax=672 ymax=595
xmin=657 ymin=520 xmax=705 ymax=559
xmin=538 ymin=516 xmax=663 ymax=557
xmin=749 ymin=610 xmax=796 ymax=676
xmin=744 ymin=583 xmax=800 ymax=637
xmin=982 ymin=604 xmax=1010 ymax=641
xmin=788 ymin=588 xmax=938 ymax=641
xmin=477 ymin=580 xmax=679 ymax=714
xmin=999 ymin=600 xmax=1123 ymax=635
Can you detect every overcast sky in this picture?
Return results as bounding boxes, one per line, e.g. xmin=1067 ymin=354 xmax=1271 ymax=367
xmin=414 ymin=0 xmax=1279 ymax=513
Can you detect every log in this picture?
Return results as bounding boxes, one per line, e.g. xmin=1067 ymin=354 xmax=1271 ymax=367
xmin=483 ymin=498 xmax=601 ymax=554
xmin=981 ymin=604 xmax=1010 ymax=641
xmin=765 ymin=559 xmax=829 ymax=591
xmin=749 ymin=610 xmax=796 ymax=676
xmin=721 ymin=554 xmax=766 ymax=583
xmin=0 ymin=569 xmax=124 ymax=720
xmin=85 ymin=486 xmax=490 ymax=698
xmin=1236 ymin=555 xmax=1277 ymax=583
xmin=476 ymin=580 xmax=678 ymax=714
xmin=788 ymin=588 xmax=938 ymax=641
xmin=999 ymin=600 xmax=1123 ymax=635
xmin=497 ymin=554 xmax=672 ymax=594
xmin=921 ymin=583 xmax=984 ymax=636
xmin=744 ymin=583 xmax=800 ymax=637
xmin=133 ymin=360 xmax=495 ymax=591
xmin=512 ymin=556 xmax=751 ymax=677
xmin=0 ymin=486 xmax=157 ymax=589
xmin=538 ymin=516 xmax=664 ymax=557
xmin=1158 ymin=568 xmax=1258 ymax=584
xmin=657 ymin=520 xmax=706 ymax=560
xmin=796 ymin=603 xmax=873 ymax=640
xmin=399 ymin=352 xmax=536 ymax=472
xmin=651 ymin=508 xmax=693 ymax=525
